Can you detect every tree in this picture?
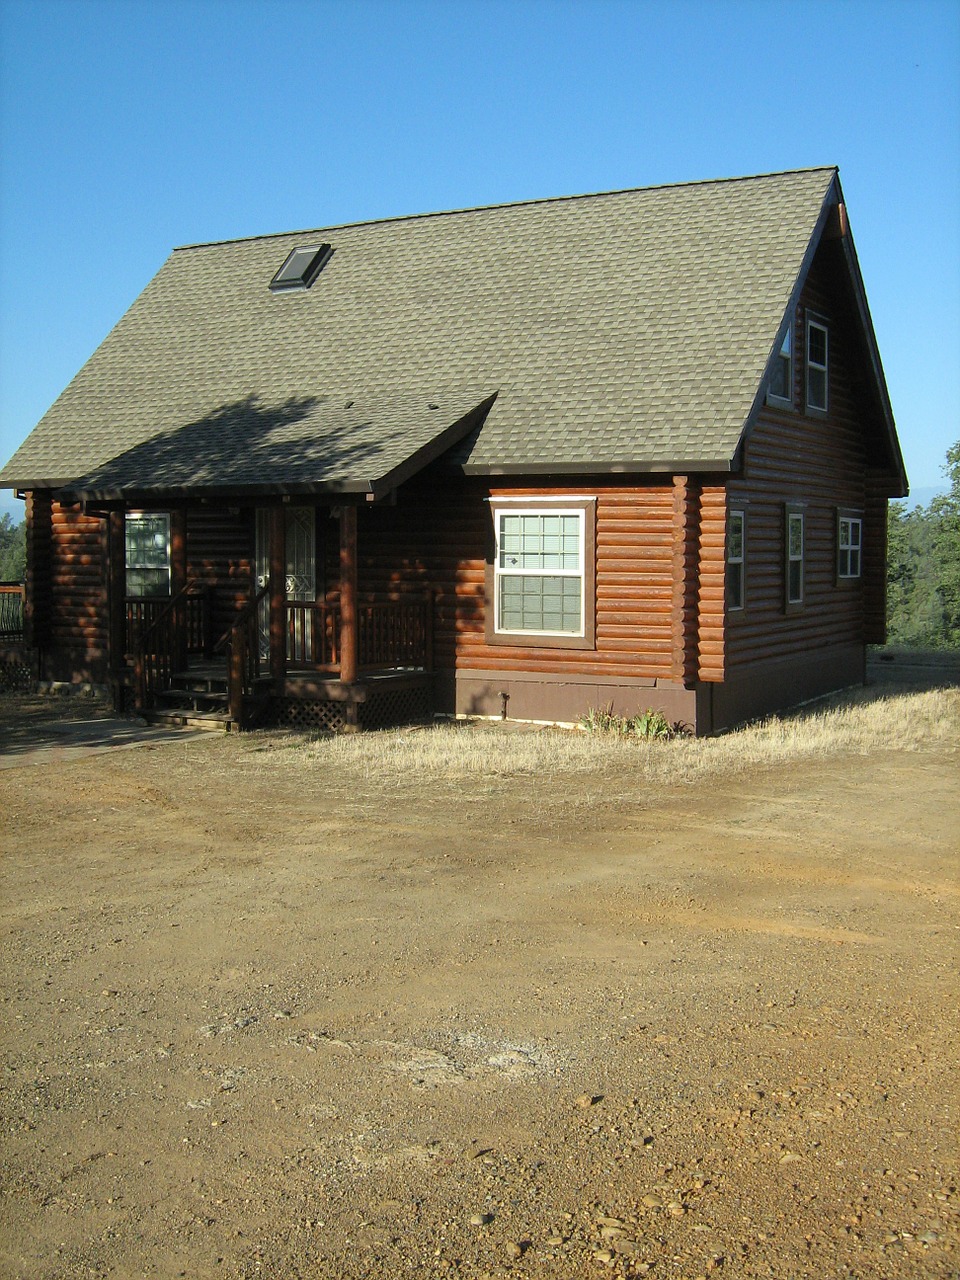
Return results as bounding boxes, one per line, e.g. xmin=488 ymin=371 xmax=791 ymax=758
xmin=929 ymin=441 xmax=960 ymax=644
xmin=886 ymin=441 xmax=960 ymax=648
xmin=0 ymin=513 xmax=26 ymax=582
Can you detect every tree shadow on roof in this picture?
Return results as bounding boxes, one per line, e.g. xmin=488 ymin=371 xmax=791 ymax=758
xmin=65 ymin=392 xmax=477 ymax=496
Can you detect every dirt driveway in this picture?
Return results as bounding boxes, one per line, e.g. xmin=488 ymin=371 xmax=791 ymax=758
xmin=1 ymin=685 xmax=958 ymax=1279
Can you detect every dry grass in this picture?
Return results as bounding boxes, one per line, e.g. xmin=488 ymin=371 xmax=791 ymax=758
xmin=259 ymin=684 xmax=960 ymax=789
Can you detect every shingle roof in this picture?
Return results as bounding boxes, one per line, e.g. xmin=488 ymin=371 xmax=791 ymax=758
xmin=0 ymin=168 xmax=841 ymax=494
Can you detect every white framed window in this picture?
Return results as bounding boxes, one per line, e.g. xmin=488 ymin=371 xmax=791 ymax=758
xmin=125 ymin=512 xmax=171 ymax=598
xmin=786 ymin=508 xmax=804 ymax=607
xmin=767 ymin=325 xmax=792 ymax=404
xmin=838 ymin=513 xmax=862 ymax=579
xmin=727 ymin=509 xmax=745 ymax=610
xmin=494 ymin=508 xmax=585 ymax=636
xmin=806 ymin=315 xmax=828 ymax=412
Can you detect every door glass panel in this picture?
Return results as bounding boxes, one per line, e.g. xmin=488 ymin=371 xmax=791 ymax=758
xmin=255 ymin=508 xmax=316 ymax=661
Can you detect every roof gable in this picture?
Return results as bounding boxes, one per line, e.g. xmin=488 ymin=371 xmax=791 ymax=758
xmin=2 ymin=167 xmax=877 ymax=495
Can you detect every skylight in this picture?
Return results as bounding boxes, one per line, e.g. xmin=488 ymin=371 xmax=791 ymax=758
xmin=269 ymin=244 xmax=333 ymax=292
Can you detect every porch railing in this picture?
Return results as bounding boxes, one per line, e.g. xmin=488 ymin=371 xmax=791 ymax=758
xmin=285 ymin=594 xmax=433 ymax=671
xmin=0 ymin=582 xmax=25 ymax=640
xmin=133 ymin=579 xmax=205 ymax=710
xmin=126 ymin=586 xmax=212 ymax=657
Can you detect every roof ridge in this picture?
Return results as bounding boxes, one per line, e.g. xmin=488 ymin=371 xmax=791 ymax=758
xmin=174 ymin=166 xmax=838 ymax=253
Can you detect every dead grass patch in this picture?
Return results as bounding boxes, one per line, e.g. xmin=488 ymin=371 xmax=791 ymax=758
xmin=251 ymin=686 xmax=959 ymax=789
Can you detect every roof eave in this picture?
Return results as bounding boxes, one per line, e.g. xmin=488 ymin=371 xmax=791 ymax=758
xmin=460 ymin=458 xmax=736 ymax=478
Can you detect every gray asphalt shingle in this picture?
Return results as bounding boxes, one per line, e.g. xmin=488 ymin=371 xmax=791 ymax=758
xmin=0 ymin=168 xmax=838 ymax=493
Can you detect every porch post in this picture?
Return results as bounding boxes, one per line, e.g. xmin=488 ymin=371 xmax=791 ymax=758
xmin=170 ymin=506 xmax=188 ymax=669
xmin=339 ymin=504 xmax=359 ymax=686
xmin=107 ymin=510 xmax=127 ymax=711
xmin=269 ymin=505 xmax=287 ymax=691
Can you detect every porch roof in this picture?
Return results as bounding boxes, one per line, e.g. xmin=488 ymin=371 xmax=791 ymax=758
xmin=54 ymin=389 xmax=497 ymax=501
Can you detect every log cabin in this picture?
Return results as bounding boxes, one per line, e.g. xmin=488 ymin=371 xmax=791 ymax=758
xmin=0 ymin=167 xmax=907 ymax=733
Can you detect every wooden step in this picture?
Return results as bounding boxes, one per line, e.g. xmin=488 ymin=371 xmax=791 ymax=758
xmin=143 ymin=706 xmax=235 ymax=732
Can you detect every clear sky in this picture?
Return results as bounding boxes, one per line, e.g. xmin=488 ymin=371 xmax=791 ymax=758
xmin=1 ymin=0 xmax=958 ymax=513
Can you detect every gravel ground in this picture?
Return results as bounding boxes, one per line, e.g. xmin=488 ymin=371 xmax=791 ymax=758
xmin=0 ymin=683 xmax=958 ymax=1279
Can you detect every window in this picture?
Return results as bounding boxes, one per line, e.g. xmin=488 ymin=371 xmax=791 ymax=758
xmin=838 ymin=513 xmax=862 ymax=579
xmin=727 ymin=510 xmax=745 ymax=610
xmin=496 ymin=509 xmax=583 ymax=634
xmin=486 ymin=500 xmax=596 ymax=648
xmin=806 ymin=315 xmax=828 ymax=412
xmin=125 ymin=513 xmax=170 ymax=597
xmin=768 ymin=326 xmax=792 ymax=404
xmin=786 ymin=508 xmax=804 ymax=606
xmin=269 ymin=243 xmax=333 ymax=292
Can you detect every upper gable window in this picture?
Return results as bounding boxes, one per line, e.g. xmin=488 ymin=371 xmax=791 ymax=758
xmin=806 ymin=315 xmax=829 ymax=412
xmin=269 ymin=244 xmax=333 ymax=292
xmin=767 ymin=327 xmax=792 ymax=405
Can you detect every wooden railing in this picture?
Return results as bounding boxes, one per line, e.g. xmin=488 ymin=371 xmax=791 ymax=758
xmin=285 ymin=594 xmax=432 ymax=672
xmin=0 ymin=582 xmax=25 ymax=640
xmin=126 ymin=586 xmax=212 ymax=656
xmin=133 ymin=580 xmax=204 ymax=710
xmin=218 ymin=588 xmax=433 ymax=725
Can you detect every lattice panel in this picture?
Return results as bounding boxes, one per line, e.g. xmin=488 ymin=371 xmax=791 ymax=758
xmin=0 ymin=657 xmax=35 ymax=693
xmin=270 ymin=696 xmax=347 ymax=733
xmin=359 ymin=684 xmax=431 ymax=730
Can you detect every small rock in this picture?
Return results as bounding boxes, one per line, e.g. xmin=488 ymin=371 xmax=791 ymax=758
xmin=505 ymin=1240 xmax=523 ymax=1258
xmin=469 ymin=1213 xmax=492 ymax=1226
xmin=641 ymin=1192 xmax=664 ymax=1208
xmin=577 ymin=1093 xmax=603 ymax=1108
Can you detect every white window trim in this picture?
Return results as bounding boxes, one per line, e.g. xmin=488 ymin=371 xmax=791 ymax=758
xmin=493 ymin=505 xmax=586 ymax=639
xmin=806 ymin=314 xmax=829 ymax=413
xmin=838 ymin=513 xmax=863 ymax=580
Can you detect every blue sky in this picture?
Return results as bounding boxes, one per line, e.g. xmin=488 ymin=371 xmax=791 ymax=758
xmin=1 ymin=0 xmax=958 ymax=518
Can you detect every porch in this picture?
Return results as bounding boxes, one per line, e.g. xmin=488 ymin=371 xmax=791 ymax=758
xmin=126 ymin=588 xmax=435 ymax=732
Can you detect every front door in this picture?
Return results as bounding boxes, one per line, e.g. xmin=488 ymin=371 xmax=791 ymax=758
xmin=255 ymin=507 xmax=316 ymax=660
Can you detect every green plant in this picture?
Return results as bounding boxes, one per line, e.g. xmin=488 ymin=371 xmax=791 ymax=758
xmin=578 ymin=704 xmax=680 ymax=741
xmin=630 ymin=709 xmax=672 ymax=740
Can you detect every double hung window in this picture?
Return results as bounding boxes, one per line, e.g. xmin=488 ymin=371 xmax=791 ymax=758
xmin=125 ymin=513 xmax=170 ymax=598
xmin=487 ymin=500 xmax=595 ymax=647
xmin=495 ymin=509 xmax=584 ymax=635
xmin=838 ymin=514 xmax=862 ymax=579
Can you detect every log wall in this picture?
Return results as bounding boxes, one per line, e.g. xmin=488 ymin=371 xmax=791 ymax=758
xmin=27 ymin=495 xmax=109 ymax=680
xmin=358 ymin=477 xmax=700 ymax=685
xmin=724 ymin=244 xmax=893 ymax=676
